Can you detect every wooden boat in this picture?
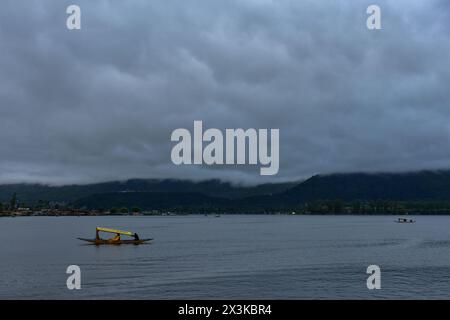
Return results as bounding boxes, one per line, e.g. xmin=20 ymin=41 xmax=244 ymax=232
xmin=78 ymin=237 xmax=152 ymax=245
xmin=396 ymin=218 xmax=415 ymax=223
xmin=78 ymin=227 xmax=152 ymax=245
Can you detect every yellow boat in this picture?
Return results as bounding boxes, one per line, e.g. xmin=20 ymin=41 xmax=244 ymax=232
xmin=78 ymin=227 xmax=152 ymax=245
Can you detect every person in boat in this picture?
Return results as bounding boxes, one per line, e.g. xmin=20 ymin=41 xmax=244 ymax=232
xmin=134 ymin=233 xmax=140 ymax=241
xmin=111 ymin=233 xmax=121 ymax=242
xmin=95 ymin=229 xmax=120 ymax=242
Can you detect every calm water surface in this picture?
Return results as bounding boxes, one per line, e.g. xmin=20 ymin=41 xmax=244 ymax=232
xmin=1 ymin=215 xmax=450 ymax=299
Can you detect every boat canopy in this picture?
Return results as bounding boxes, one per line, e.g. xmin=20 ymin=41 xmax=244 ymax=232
xmin=96 ymin=227 xmax=134 ymax=236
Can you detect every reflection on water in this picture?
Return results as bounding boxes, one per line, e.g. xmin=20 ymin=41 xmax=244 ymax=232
xmin=1 ymin=215 xmax=450 ymax=299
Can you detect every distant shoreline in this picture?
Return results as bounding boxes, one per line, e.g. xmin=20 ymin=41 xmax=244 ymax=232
xmin=2 ymin=212 xmax=450 ymax=217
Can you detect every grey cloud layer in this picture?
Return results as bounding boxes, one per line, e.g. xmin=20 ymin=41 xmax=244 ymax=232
xmin=0 ymin=0 xmax=449 ymax=185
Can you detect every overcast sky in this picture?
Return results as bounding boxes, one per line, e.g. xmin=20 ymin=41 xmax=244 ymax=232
xmin=0 ymin=0 xmax=449 ymax=185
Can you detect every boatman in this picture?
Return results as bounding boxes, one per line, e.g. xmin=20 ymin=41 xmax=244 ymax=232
xmin=134 ymin=233 xmax=140 ymax=241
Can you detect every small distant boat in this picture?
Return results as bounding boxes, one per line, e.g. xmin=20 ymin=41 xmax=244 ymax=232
xmin=396 ymin=218 xmax=415 ymax=223
xmin=78 ymin=227 xmax=152 ymax=245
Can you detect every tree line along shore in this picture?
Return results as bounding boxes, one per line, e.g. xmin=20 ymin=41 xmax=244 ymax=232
xmin=4 ymin=196 xmax=450 ymax=216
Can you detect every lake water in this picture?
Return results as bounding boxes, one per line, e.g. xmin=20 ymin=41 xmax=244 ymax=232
xmin=1 ymin=215 xmax=450 ymax=299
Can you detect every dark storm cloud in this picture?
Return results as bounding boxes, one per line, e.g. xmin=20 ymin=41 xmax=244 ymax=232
xmin=0 ymin=0 xmax=449 ymax=185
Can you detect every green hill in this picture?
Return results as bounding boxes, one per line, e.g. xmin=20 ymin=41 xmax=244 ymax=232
xmin=0 ymin=179 xmax=296 ymax=206
xmin=5 ymin=170 xmax=450 ymax=213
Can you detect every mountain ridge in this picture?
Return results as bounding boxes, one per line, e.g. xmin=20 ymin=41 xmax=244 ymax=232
xmin=0 ymin=178 xmax=297 ymax=205
xmin=4 ymin=170 xmax=450 ymax=211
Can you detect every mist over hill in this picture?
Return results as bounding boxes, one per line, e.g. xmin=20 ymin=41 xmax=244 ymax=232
xmin=0 ymin=179 xmax=296 ymax=206
xmin=4 ymin=170 xmax=450 ymax=213
xmin=236 ymin=170 xmax=450 ymax=210
xmin=282 ymin=171 xmax=450 ymax=202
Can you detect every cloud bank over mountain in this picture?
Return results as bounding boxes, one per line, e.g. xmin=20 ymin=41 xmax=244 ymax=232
xmin=0 ymin=0 xmax=449 ymax=185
